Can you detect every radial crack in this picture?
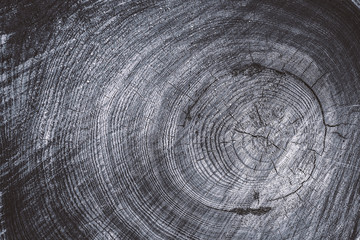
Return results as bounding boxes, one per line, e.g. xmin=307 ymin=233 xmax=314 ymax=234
xmin=234 ymin=129 xmax=282 ymax=150
xmin=269 ymin=153 xmax=317 ymax=202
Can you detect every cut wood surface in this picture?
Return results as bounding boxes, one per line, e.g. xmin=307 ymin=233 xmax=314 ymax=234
xmin=1 ymin=0 xmax=360 ymax=239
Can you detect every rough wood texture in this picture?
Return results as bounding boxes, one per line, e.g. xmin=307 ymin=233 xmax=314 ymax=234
xmin=1 ymin=0 xmax=360 ymax=239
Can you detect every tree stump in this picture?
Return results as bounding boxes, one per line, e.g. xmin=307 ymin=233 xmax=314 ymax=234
xmin=1 ymin=0 xmax=360 ymax=239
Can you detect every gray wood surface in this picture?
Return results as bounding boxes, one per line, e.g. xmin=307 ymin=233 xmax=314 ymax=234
xmin=1 ymin=0 xmax=360 ymax=239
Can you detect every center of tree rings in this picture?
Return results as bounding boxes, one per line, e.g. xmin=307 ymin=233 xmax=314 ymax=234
xmin=174 ymin=64 xmax=325 ymax=208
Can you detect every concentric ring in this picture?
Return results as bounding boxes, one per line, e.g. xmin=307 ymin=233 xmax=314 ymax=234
xmin=2 ymin=0 xmax=360 ymax=239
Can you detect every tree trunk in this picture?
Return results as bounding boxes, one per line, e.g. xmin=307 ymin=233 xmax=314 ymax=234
xmin=1 ymin=0 xmax=360 ymax=239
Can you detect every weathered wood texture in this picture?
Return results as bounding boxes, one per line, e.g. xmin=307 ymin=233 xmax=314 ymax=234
xmin=1 ymin=0 xmax=360 ymax=239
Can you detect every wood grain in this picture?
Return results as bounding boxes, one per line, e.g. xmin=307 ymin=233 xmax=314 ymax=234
xmin=1 ymin=0 xmax=360 ymax=239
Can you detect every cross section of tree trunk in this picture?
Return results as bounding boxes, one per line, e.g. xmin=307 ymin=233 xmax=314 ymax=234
xmin=1 ymin=0 xmax=360 ymax=239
